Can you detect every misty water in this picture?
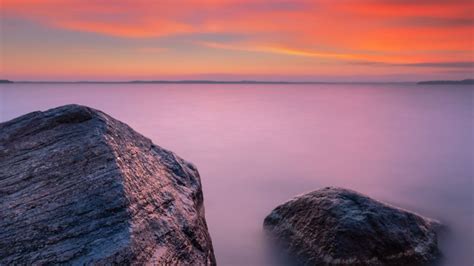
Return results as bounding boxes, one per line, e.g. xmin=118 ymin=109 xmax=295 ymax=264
xmin=1 ymin=83 xmax=472 ymax=265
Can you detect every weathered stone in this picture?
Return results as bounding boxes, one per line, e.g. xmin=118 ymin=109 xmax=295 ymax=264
xmin=264 ymin=187 xmax=441 ymax=266
xmin=0 ymin=104 xmax=216 ymax=265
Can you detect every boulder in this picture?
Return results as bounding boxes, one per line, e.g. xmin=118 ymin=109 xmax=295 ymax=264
xmin=0 ymin=104 xmax=216 ymax=265
xmin=264 ymin=187 xmax=441 ymax=265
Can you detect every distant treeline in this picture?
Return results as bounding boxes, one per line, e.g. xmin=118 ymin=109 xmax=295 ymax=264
xmin=417 ymin=79 xmax=474 ymax=85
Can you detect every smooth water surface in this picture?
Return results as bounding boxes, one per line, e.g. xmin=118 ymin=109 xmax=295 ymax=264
xmin=1 ymin=83 xmax=472 ymax=265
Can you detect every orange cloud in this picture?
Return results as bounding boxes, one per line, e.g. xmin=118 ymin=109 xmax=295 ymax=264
xmin=198 ymin=41 xmax=408 ymax=63
xmin=2 ymin=0 xmax=473 ymax=79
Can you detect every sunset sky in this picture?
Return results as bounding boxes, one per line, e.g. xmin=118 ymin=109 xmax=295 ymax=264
xmin=1 ymin=0 xmax=473 ymax=81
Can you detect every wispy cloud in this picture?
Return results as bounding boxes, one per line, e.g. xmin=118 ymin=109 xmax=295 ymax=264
xmin=2 ymin=0 xmax=473 ymax=79
xmin=351 ymin=61 xmax=474 ymax=68
xmin=397 ymin=61 xmax=474 ymax=68
xmin=199 ymin=41 xmax=376 ymax=61
xmin=198 ymin=41 xmax=460 ymax=66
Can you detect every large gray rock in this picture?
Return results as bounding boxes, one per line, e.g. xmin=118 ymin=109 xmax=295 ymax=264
xmin=264 ymin=187 xmax=441 ymax=266
xmin=0 ymin=105 xmax=216 ymax=265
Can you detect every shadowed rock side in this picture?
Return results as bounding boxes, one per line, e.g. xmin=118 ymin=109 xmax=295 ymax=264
xmin=0 ymin=105 xmax=216 ymax=265
xmin=264 ymin=187 xmax=441 ymax=266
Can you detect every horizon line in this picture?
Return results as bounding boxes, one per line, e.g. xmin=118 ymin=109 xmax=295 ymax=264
xmin=1 ymin=78 xmax=473 ymax=85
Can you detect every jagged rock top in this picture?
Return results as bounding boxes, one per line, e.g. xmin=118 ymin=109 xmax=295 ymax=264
xmin=0 ymin=104 xmax=216 ymax=265
xmin=264 ymin=187 xmax=441 ymax=266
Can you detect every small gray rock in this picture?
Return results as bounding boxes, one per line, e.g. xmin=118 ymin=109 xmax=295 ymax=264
xmin=264 ymin=187 xmax=441 ymax=265
xmin=0 ymin=104 xmax=216 ymax=265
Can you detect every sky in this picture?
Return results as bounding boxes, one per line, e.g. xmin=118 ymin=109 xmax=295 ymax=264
xmin=1 ymin=0 xmax=473 ymax=81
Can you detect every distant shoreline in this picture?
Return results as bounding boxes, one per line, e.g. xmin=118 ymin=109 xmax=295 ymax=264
xmin=1 ymin=79 xmax=472 ymax=85
xmin=417 ymin=79 xmax=474 ymax=85
xmin=0 ymin=80 xmax=417 ymax=85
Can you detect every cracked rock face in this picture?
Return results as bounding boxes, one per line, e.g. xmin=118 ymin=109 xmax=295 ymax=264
xmin=0 ymin=105 xmax=216 ymax=265
xmin=264 ymin=187 xmax=441 ymax=266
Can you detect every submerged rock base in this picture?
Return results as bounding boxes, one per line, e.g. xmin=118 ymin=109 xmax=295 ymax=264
xmin=264 ymin=187 xmax=441 ymax=266
xmin=0 ymin=105 xmax=216 ymax=265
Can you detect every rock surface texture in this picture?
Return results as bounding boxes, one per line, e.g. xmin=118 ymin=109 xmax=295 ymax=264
xmin=0 ymin=105 xmax=216 ymax=265
xmin=264 ymin=187 xmax=441 ymax=266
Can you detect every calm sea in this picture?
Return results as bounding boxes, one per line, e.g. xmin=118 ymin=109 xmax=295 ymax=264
xmin=1 ymin=83 xmax=472 ymax=265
